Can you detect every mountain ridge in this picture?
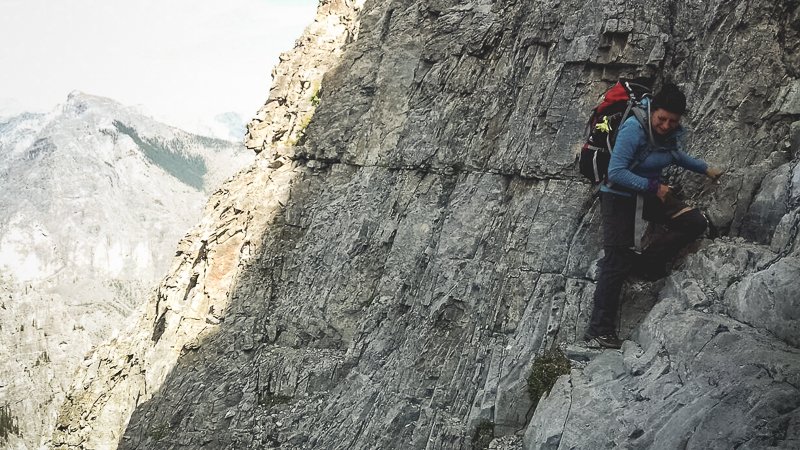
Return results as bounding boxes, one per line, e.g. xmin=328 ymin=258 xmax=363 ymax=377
xmin=0 ymin=91 xmax=253 ymax=449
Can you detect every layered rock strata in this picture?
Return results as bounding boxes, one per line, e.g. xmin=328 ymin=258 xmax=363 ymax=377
xmin=54 ymin=0 xmax=800 ymax=449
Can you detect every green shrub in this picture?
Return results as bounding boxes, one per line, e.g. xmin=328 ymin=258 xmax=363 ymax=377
xmin=471 ymin=419 xmax=494 ymax=450
xmin=287 ymin=112 xmax=315 ymax=147
xmin=34 ymin=351 xmax=50 ymax=367
xmin=148 ymin=423 xmax=169 ymax=441
xmin=258 ymin=392 xmax=292 ymax=408
xmin=297 ymin=114 xmax=313 ymax=135
xmin=0 ymin=404 xmax=20 ymax=441
xmin=527 ymin=349 xmax=571 ymax=409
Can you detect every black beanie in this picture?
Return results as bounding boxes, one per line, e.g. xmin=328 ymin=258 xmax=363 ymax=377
xmin=651 ymin=83 xmax=687 ymax=115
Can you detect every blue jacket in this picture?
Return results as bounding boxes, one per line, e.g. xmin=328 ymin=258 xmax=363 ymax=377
xmin=601 ymin=100 xmax=708 ymax=197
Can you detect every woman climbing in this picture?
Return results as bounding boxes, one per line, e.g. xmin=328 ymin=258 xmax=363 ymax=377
xmin=584 ymin=83 xmax=723 ymax=349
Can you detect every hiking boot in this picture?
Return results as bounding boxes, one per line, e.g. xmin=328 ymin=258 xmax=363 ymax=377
xmin=584 ymin=332 xmax=623 ymax=349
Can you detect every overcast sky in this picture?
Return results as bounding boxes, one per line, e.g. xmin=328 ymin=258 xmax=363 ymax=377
xmin=0 ymin=0 xmax=318 ymax=134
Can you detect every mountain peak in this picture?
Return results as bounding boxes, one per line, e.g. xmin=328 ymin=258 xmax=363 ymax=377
xmin=63 ymin=91 xmax=127 ymax=117
xmin=0 ymin=88 xmax=254 ymax=449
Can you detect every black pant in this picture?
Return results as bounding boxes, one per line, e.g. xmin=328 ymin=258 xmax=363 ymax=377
xmin=587 ymin=191 xmax=708 ymax=336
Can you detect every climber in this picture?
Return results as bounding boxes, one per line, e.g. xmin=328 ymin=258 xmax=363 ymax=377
xmin=584 ymin=83 xmax=724 ymax=349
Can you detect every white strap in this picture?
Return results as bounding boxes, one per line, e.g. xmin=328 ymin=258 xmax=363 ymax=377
xmin=592 ymin=150 xmax=601 ymax=183
xmin=633 ymin=194 xmax=646 ymax=252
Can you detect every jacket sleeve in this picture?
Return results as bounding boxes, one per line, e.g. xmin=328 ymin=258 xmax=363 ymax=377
xmin=673 ymin=150 xmax=708 ymax=174
xmin=607 ymin=118 xmax=656 ymax=192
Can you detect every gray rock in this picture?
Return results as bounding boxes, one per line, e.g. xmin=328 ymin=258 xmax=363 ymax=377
xmin=52 ymin=0 xmax=800 ymax=449
xmin=740 ymin=163 xmax=790 ymax=244
xmin=525 ymin=296 xmax=800 ymax=450
xmin=724 ymin=257 xmax=800 ymax=347
xmin=774 ymin=80 xmax=800 ymax=116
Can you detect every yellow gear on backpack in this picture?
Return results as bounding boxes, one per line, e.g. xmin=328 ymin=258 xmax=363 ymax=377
xmin=595 ymin=116 xmax=611 ymax=133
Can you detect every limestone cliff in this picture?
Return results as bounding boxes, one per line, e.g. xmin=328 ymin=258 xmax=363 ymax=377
xmin=53 ymin=0 xmax=800 ymax=449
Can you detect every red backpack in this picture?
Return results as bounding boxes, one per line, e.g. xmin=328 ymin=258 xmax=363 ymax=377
xmin=579 ymin=79 xmax=652 ymax=184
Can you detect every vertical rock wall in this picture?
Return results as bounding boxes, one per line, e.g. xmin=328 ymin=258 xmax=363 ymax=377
xmin=53 ymin=0 xmax=800 ymax=449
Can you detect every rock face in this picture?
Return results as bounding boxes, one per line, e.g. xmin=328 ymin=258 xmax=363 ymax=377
xmin=0 ymin=93 xmax=251 ymax=449
xmin=53 ymin=0 xmax=800 ymax=449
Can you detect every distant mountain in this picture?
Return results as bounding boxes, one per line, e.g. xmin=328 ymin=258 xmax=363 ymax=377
xmin=0 ymin=91 xmax=253 ymax=449
xmin=158 ymin=110 xmax=248 ymax=142
xmin=213 ymin=111 xmax=248 ymax=141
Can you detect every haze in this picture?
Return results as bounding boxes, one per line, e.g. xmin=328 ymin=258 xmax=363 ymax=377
xmin=0 ymin=0 xmax=317 ymax=136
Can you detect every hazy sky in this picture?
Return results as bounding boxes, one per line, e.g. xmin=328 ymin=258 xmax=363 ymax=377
xmin=0 ymin=0 xmax=318 ymax=133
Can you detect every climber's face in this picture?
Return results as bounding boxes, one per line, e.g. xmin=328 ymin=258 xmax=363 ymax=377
xmin=651 ymin=108 xmax=682 ymax=136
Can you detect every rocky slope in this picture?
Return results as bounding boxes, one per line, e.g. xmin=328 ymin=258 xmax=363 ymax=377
xmin=0 ymin=93 xmax=252 ymax=449
xmin=53 ymin=0 xmax=799 ymax=449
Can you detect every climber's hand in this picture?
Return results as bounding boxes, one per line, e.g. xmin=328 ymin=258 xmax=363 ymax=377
xmin=706 ymin=166 xmax=724 ymax=182
xmin=656 ymin=183 xmax=671 ymax=202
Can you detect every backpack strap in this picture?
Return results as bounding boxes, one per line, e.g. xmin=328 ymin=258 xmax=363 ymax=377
xmin=631 ymin=103 xmax=655 ymax=149
xmin=628 ymin=106 xmax=685 ymax=252
xmin=628 ymin=106 xmax=653 ymax=253
xmin=633 ymin=194 xmax=646 ymax=253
